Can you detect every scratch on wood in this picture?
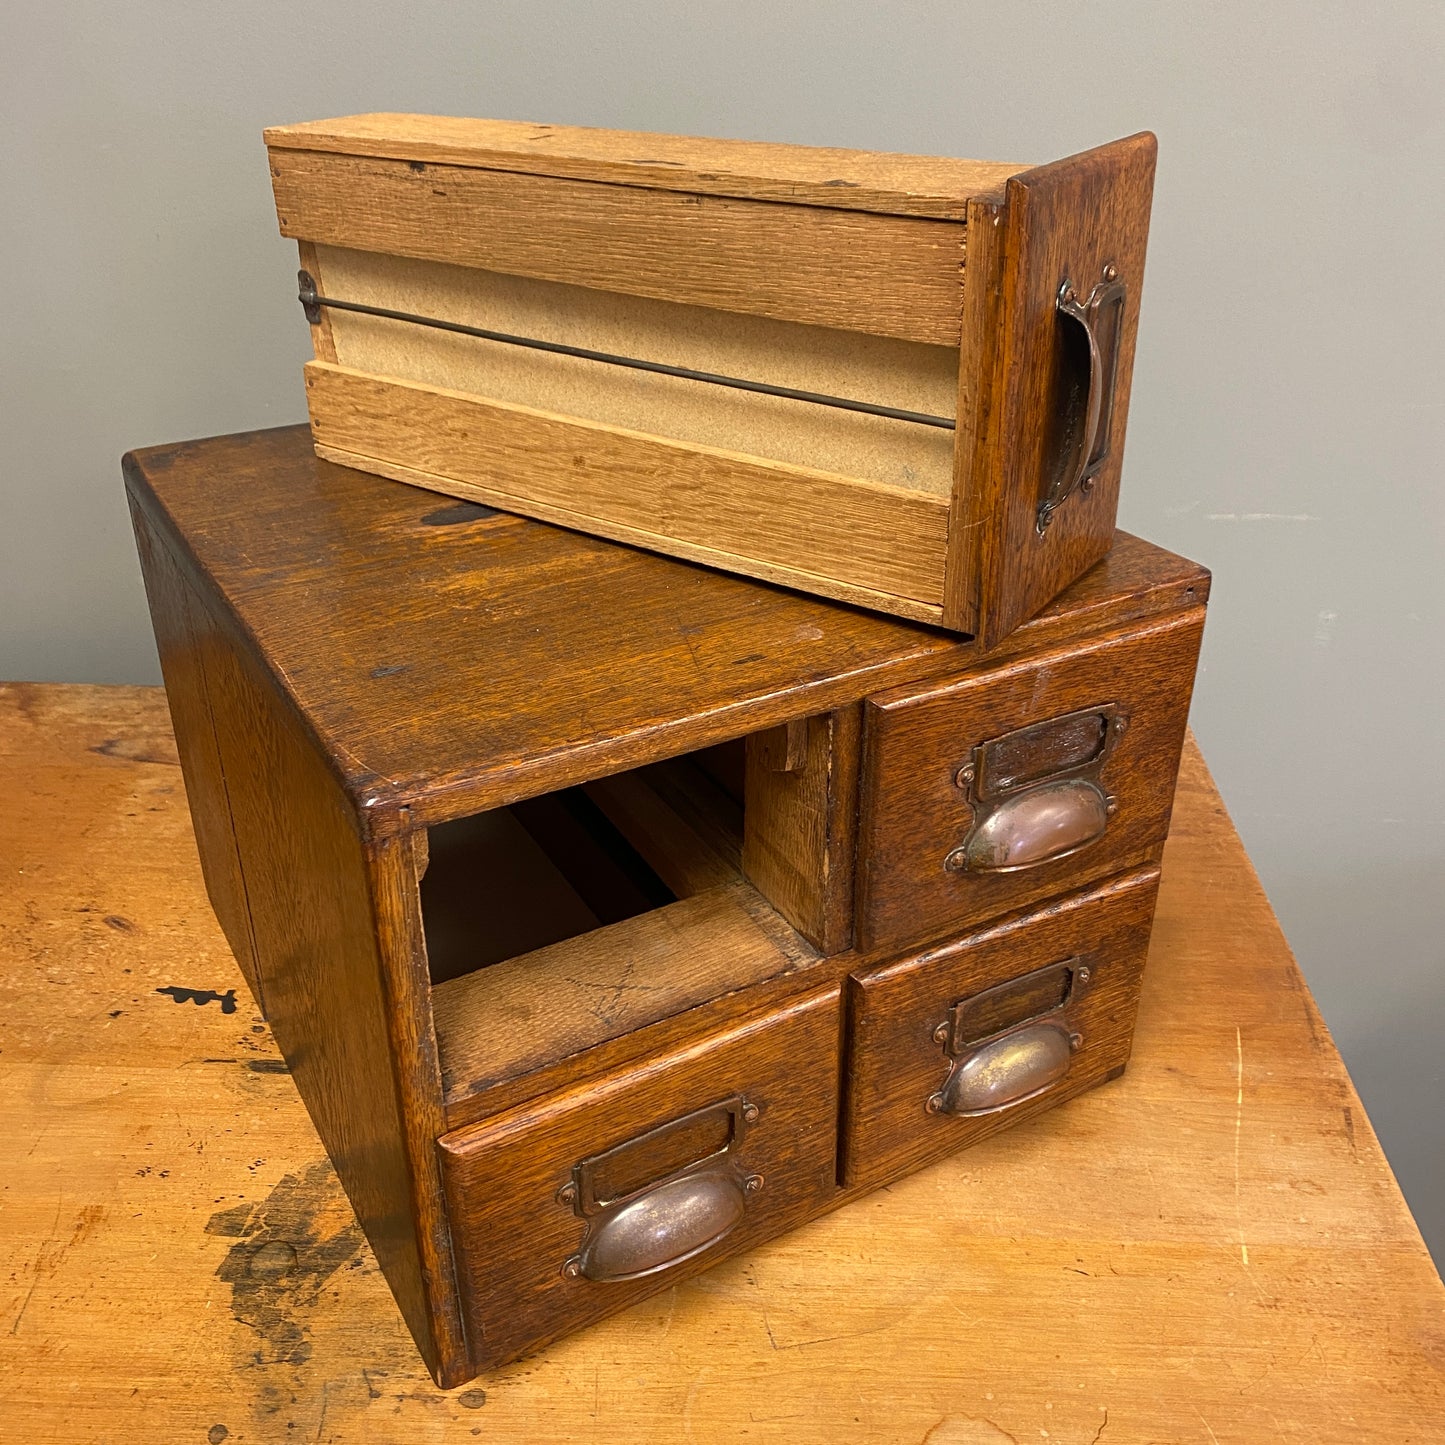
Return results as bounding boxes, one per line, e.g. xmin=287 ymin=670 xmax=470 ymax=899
xmin=8 ymin=1194 xmax=64 ymax=1336
xmin=1234 ymin=1025 xmax=1248 ymax=1267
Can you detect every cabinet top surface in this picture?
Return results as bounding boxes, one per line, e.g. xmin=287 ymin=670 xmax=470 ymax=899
xmin=125 ymin=426 xmax=1206 ymax=823
xmin=262 ymin=113 xmax=1026 ymax=219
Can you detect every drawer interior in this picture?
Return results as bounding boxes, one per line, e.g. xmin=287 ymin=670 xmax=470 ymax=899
xmin=312 ymin=245 xmax=960 ymax=497
xmin=422 ymin=731 xmax=842 ymax=1110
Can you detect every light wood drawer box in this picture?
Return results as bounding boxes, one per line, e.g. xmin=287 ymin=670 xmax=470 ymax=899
xmin=842 ymin=866 xmax=1161 ymax=1190
xmin=265 ymin=114 xmax=1157 ymax=645
xmin=856 ymin=606 xmax=1205 ymax=954
xmin=438 ymin=986 xmax=840 ymax=1371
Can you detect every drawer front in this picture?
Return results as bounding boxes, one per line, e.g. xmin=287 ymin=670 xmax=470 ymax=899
xmin=438 ymin=985 xmax=841 ymax=1370
xmin=842 ymin=867 xmax=1160 ymax=1189
xmin=856 ymin=607 xmax=1202 ymax=953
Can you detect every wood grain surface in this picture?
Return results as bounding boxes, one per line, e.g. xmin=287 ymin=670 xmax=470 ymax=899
xmin=121 ymin=427 xmax=1208 ymax=830
xmin=743 ymin=707 xmax=861 ymax=955
xmin=952 ymin=134 xmax=1158 ymax=646
xmin=439 ymin=985 xmax=842 ymax=1369
xmin=264 ymin=113 xmax=1023 ymax=219
xmin=430 ymin=880 xmax=810 ymax=1108
xmin=312 ymin=244 xmax=960 ymax=495
xmin=842 ymin=867 xmax=1160 ymax=1190
xmin=856 ymin=606 xmax=1205 ymax=953
xmin=3 ymin=683 xmax=1441 ymax=1441
xmin=303 ymin=361 xmax=951 ymax=608
xmin=271 ymin=148 xmax=966 ymax=343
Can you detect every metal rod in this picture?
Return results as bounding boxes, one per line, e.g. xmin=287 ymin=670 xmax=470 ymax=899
xmin=297 ymin=273 xmax=956 ymax=431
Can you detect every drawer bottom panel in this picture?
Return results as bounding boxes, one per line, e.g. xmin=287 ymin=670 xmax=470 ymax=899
xmin=439 ymin=984 xmax=841 ymax=1371
xmin=842 ymin=867 xmax=1161 ymax=1190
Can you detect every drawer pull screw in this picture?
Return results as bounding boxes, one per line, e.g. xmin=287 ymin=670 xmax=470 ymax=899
xmin=561 ymin=1256 xmax=583 ymax=1279
xmin=1076 ymin=965 xmax=1092 ymax=985
xmin=742 ymin=1102 xmax=760 ymax=1124
xmin=944 ymin=847 xmax=969 ymax=873
xmin=954 ymin=764 xmax=975 ymax=789
xmin=744 ymin=1174 xmax=765 ymax=1195
xmin=1069 ymin=1032 xmax=1084 ymax=1050
xmin=556 ymin=1181 xmax=578 ymax=1207
xmin=926 ymin=1093 xmax=945 ymax=1114
xmin=932 ymin=1022 xmax=950 ymax=1046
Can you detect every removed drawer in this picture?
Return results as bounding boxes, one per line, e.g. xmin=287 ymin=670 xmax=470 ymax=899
xmin=842 ymin=867 xmax=1160 ymax=1190
xmin=438 ymin=985 xmax=841 ymax=1371
xmin=268 ymin=114 xmax=1157 ymax=642
xmin=856 ymin=607 xmax=1203 ymax=953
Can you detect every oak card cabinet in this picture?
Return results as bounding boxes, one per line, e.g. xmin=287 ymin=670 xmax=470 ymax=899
xmin=126 ymin=426 xmax=1206 ymax=1387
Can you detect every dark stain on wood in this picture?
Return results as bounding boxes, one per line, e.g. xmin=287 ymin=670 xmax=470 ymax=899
xmin=210 ymin=1160 xmax=364 ymax=1367
xmin=89 ymin=735 xmax=181 ymax=767
xmin=419 ymin=501 xmax=499 ymax=526
xmin=157 ymin=986 xmax=238 ymax=1014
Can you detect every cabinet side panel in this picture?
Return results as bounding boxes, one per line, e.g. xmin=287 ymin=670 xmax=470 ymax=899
xmin=127 ymin=494 xmax=262 ymax=1007
xmin=196 ymin=628 xmax=454 ymax=1381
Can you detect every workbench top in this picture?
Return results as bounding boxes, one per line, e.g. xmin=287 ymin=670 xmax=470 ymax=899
xmin=2 ymin=682 xmax=1441 ymax=1443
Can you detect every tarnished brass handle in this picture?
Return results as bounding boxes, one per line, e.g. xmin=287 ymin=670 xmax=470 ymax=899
xmin=927 ymin=958 xmax=1092 ymax=1117
xmin=931 ymin=1022 xmax=1076 ymax=1115
xmin=1037 ymin=266 xmax=1126 ymax=534
xmin=947 ymin=705 xmax=1125 ymax=874
xmin=946 ymin=776 xmax=1112 ymax=873
xmin=561 ymin=1096 xmax=763 ymax=1284
xmin=568 ymin=1167 xmax=750 ymax=1282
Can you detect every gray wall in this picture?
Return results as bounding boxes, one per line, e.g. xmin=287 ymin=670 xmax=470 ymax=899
xmin=4 ymin=4 xmax=1442 ymax=1260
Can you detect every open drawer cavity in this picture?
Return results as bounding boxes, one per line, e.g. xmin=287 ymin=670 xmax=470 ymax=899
xmin=423 ymin=715 xmax=857 ymax=1111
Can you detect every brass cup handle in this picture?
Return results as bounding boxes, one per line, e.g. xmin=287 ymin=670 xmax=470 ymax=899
xmin=560 ymin=1096 xmax=763 ymax=1284
xmin=1037 ymin=266 xmax=1127 ymax=534
xmin=946 ymin=776 xmax=1113 ymax=874
xmin=563 ymin=1164 xmax=761 ymax=1283
xmin=928 ymin=1021 xmax=1079 ymax=1117
xmin=927 ymin=957 xmax=1093 ymax=1118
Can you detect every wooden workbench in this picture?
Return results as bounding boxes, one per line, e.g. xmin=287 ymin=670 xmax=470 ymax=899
xmin=2 ymin=683 xmax=1442 ymax=1442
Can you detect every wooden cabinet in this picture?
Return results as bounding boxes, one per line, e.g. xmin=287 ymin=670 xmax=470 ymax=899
xmin=125 ymin=427 xmax=1207 ymax=1385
